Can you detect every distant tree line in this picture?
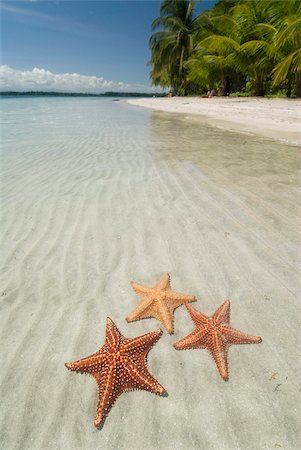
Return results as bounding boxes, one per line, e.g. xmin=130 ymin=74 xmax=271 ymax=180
xmin=0 ymin=91 xmax=165 ymax=98
xmin=149 ymin=0 xmax=301 ymax=96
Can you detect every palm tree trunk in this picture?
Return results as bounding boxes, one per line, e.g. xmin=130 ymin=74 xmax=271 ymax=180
xmin=286 ymin=77 xmax=292 ymax=98
xmin=255 ymin=74 xmax=264 ymax=97
xmin=180 ymin=46 xmax=187 ymax=96
xmin=296 ymin=73 xmax=301 ymax=98
xmin=183 ymin=69 xmax=187 ymax=96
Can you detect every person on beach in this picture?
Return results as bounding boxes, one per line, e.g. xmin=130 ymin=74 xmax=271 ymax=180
xmin=208 ymin=89 xmax=217 ymax=98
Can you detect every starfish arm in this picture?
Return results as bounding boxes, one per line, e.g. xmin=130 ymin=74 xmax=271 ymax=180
xmin=207 ymin=332 xmax=229 ymax=381
xmin=213 ymin=300 xmax=231 ymax=325
xmin=105 ymin=318 xmax=122 ymax=349
xmin=174 ymin=328 xmax=209 ymax=350
xmin=220 ymin=325 xmax=262 ymax=345
xmin=167 ymin=291 xmax=195 ymax=301
xmin=65 ymin=351 xmax=107 ymax=374
xmin=156 ymin=299 xmax=174 ymax=333
xmin=130 ymin=281 xmax=152 ymax=297
xmin=121 ymin=357 xmax=166 ymax=395
xmin=167 ymin=292 xmax=196 ymax=313
xmin=186 ymin=304 xmax=209 ymax=327
xmin=93 ymin=364 xmax=118 ymax=428
xmin=126 ymin=296 xmax=155 ymax=322
xmin=154 ymin=273 xmax=171 ymax=290
xmin=123 ymin=329 xmax=163 ymax=354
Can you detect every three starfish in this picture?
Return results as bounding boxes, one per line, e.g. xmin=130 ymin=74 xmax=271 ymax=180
xmin=65 ymin=318 xmax=166 ymax=428
xmin=174 ymin=301 xmax=262 ymax=380
xmin=65 ymin=274 xmax=262 ymax=427
xmin=126 ymin=273 xmax=196 ymax=334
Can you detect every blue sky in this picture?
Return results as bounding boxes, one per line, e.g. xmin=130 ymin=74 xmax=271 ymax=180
xmin=1 ymin=1 xmax=215 ymax=92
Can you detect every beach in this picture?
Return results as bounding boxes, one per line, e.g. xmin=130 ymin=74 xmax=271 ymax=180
xmin=128 ymin=97 xmax=301 ymax=146
xmin=1 ymin=97 xmax=301 ymax=449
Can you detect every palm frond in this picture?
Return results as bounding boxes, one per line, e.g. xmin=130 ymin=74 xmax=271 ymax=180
xmin=198 ymin=35 xmax=241 ymax=56
xmin=272 ymin=48 xmax=301 ymax=85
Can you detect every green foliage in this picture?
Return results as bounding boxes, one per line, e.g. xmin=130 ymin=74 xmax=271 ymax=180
xmin=229 ymin=81 xmax=255 ymax=97
xmin=245 ymin=81 xmax=255 ymax=96
xmin=229 ymin=92 xmax=252 ymax=97
xmin=149 ymin=0 xmax=301 ymax=97
xmin=149 ymin=1 xmax=198 ymax=95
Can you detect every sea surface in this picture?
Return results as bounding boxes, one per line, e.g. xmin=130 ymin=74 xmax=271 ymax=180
xmin=1 ymin=97 xmax=300 ymax=450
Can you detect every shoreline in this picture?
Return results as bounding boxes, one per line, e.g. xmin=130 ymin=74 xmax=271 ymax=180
xmin=128 ymin=97 xmax=301 ymax=146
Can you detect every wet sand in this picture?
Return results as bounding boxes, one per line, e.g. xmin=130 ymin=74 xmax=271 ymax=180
xmin=128 ymin=97 xmax=301 ymax=146
xmin=1 ymin=99 xmax=300 ymax=449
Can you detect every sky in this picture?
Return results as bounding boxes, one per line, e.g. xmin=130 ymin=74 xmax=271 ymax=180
xmin=0 ymin=1 xmax=215 ymax=93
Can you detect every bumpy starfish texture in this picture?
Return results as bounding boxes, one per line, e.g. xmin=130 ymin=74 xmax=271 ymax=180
xmin=174 ymin=301 xmax=262 ymax=380
xmin=126 ymin=273 xmax=196 ymax=334
xmin=65 ymin=318 xmax=166 ymax=427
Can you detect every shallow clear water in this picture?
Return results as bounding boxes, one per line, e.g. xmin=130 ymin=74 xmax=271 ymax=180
xmin=1 ymin=98 xmax=300 ymax=450
xmin=1 ymin=97 xmax=151 ymax=145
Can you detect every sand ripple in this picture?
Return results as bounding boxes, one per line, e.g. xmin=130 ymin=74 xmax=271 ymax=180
xmin=1 ymin=99 xmax=300 ymax=449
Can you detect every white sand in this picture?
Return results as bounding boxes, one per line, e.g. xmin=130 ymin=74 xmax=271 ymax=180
xmin=1 ymin=99 xmax=301 ymax=449
xmin=128 ymin=97 xmax=301 ymax=145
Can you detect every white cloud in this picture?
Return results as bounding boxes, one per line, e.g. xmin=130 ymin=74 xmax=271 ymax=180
xmin=0 ymin=3 xmax=105 ymax=39
xmin=0 ymin=3 xmax=53 ymax=20
xmin=0 ymin=65 xmax=162 ymax=94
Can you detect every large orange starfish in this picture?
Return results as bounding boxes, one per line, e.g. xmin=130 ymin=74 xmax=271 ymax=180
xmin=126 ymin=273 xmax=196 ymax=334
xmin=174 ymin=301 xmax=262 ymax=380
xmin=65 ymin=318 xmax=166 ymax=427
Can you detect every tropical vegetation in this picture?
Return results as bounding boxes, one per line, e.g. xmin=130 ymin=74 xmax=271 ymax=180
xmin=149 ymin=0 xmax=301 ymax=96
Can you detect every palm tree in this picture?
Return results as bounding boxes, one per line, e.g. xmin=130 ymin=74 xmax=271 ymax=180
xmin=188 ymin=7 xmax=244 ymax=95
xmin=190 ymin=0 xmax=279 ymax=96
xmin=149 ymin=0 xmax=197 ymax=95
xmin=270 ymin=0 xmax=301 ymax=96
xmin=193 ymin=0 xmax=301 ymax=97
xmin=151 ymin=0 xmax=301 ymax=96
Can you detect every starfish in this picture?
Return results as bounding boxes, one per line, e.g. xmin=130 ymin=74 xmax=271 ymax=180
xmin=126 ymin=273 xmax=196 ymax=334
xmin=174 ymin=301 xmax=262 ymax=380
xmin=65 ymin=318 xmax=166 ymax=427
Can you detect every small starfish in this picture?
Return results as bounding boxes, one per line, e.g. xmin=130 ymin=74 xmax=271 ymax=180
xmin=126 ymin=273 xmax=196 ymax=334
xmin=174 ymin=301 xmax=262 ymax=380
xmin=65 ymin=318 xmax=166 ymax=427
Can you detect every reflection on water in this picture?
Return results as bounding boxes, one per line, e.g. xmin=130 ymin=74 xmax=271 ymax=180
xmin=148 ymin=110 xmax=301 ymax=243
xmin=149 ymin=110 xmax=300 ymax=191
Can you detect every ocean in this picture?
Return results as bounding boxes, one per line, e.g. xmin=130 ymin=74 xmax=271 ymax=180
xmin=1 ymin=97 xmax=300 ymax=449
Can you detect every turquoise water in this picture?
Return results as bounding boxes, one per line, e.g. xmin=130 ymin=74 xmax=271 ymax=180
xmin=1 ymin=97 xmax=151 ymax=144
xmin=1 ymin=97 xmax=300 ymax=449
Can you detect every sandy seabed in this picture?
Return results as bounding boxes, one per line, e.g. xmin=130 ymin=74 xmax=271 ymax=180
xmin=1 ymin=98 xmax=301 ymax=449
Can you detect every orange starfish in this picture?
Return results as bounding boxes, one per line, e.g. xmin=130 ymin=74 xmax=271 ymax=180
xmin=126 ymin=273 xmax=196 ymax=334
xmin=174 ymin=301 xmax=262 ymax=380
xmin=65 ymin=318 xmax=166 ymax=427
